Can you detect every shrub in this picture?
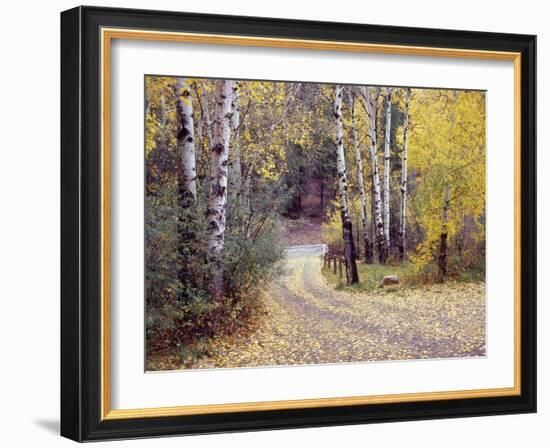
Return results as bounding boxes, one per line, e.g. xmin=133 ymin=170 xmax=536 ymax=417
xmin=145 ymin=176 xmax=287 ymax=363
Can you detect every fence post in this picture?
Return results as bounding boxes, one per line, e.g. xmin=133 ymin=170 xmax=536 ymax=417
xmin=333 ymin=256 xmax=337 ymax=274
xmin=338 ymin=257 xmax=343 ymax=283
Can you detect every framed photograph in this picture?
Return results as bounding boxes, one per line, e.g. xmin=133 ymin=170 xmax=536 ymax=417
xmin=61 ymin=6 xmax=536 ymax=442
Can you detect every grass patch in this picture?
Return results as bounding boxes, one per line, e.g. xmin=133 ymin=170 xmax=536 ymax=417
xmin=321 ymin=261 xmax=417 ymax=293
xmin=456 ymin=269 xmax=486 ymax=283
xmin=321 ymin=258 xmax=485 ymax=293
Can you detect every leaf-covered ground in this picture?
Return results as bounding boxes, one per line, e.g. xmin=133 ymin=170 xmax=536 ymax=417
xmin=183 ymin=246 xmax=486 ymax=369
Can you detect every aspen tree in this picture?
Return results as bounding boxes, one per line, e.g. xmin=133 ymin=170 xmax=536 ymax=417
xmin=360 ymin=86 xmax=386 ymax=263
xmin=334 ymin=85 xmax=359 ymax=285
xmin=348 ymin=90 xmax=372 ymax=263
xmin=207 ymin=80 xmax=234 ymax=298
xmin=383 ymin=87 xmax=393 ymax=256
xmin=399 ymin=88 xmax=411 ymax=261
xmin=175 ymin=78 xmax=197 ymax=288
xmin=175 ymin=78 xmax=197 ymax=205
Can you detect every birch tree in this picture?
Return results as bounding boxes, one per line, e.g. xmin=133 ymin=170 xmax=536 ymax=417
xmin=360 ymin=86 xmax=386 ymax=263
xmin=207 ymin=80 xmax=234 ymax=298
xmin=383 ymin=87 xmax=393 ymax=256
xmin=175 ymin=78 xmax=197 ymax=205
xmin=348 ymin=90 xmax=372 ymax=263
xmin=175 ymin=78 xmax=197 ymax=288
xmin=334 ymin=85 xmax=359 ymax=285
xmin=398 ymin=88 xmax=410 ymax=261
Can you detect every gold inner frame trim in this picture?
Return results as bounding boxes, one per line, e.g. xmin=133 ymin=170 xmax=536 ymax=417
xmin=100 ymin=27 xmax=522 ymax=421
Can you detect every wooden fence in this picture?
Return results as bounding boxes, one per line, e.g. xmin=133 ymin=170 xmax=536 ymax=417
xmin=323 ymin=251 xmax=345 ymax=284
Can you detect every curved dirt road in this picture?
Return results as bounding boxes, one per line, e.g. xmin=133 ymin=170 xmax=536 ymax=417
xmin=191 ymin=245 xmax=486 ymax=369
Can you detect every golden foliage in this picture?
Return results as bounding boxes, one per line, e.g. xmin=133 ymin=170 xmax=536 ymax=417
xmin=408 ymin=89 xmax=486 ymax=267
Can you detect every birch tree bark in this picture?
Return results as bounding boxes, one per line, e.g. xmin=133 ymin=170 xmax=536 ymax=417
xmin=371 ymin=182 xmax=377 ymax=262
xmin=438 ymin=185 xmax=451 ymax=281
xmin=398 ymin=88 xmax=411 ymax=262
xmin=361 ymin=86 xmax=386 ymax=263
xmin=383 ymin=87 xmax=393 ymax=257
xmin=228 ymin=81 xmax=242 ymax=201
xmin=334 ymin=85 xmax=359 ymax=285
xmin=348 ymin=91 xmax=372 ymax=264
xmin=175 ymin=79 xmax=197 ymax=289
xmin=207 ymin=80 xmax=234 ymax=298
xmin=175 ymin=78 xmax=197 ymax=205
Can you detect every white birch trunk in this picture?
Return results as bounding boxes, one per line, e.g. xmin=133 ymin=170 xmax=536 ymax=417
xmin=175 ymin=79 xmax=198 ymax=289
xmin=361 ymin=86 xmax=386 ymax=263
xmin=175 ymin=78 xmax=197 ymax=205
xmin=399 ymin=88 xmax=410 ymax=261
xmin=334 ymin=85 xmax=359 ymax=285
xmin=348 ymin=91 xmax=372 ymax=263
xmin=383 ymin=87 xmax=393 ymax=255
xmin=207 ymin=80 xmax=234 ymax=297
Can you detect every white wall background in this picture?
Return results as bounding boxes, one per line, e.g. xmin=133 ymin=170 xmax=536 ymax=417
xmin=0 ymin=0 xmax=545 ymax=446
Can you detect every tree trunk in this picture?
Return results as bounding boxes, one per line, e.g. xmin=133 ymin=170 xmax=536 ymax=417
xmin=228 ymin=81 xmax=242 ymax=202
xmin=207 ymin=80 xmax=234 ymax=298
xmin=361 ymin=87 xmax=386 ymax=263
xmin=371 ymin=182 xmax=377 ymax=263
xmin=320 ymin=164 xmax=324 ymax=210
xmin=438 ymin=94 xmax=458 ymax=280
xmin=383 ymin=87 xmax=393 ymax=258
xmin=176 ymin=78 xmax=197 ymax=205
xmin=334 ymin=85 xmax=359 ymax=285
xmin=438 ymin=185 xmax=451 ymax=281
xmin=399 ymin=88 xmax=410 ymax=262
xmin=348 ymin=91 xmax=372 ymax=264
xmin=175 ymin=79 xmax=197 ymax=289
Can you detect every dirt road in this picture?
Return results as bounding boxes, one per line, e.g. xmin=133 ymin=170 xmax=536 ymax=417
xmin=190 ymin=245 xmax=486 ymax=369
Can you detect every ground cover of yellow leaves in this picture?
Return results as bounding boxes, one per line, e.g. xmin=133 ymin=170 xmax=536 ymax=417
xmin=178 ymin=247 xmax=486 ymax=369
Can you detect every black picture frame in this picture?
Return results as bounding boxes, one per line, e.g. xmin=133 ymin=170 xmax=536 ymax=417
xmin=61 ymin=5 xmax=536 ymax=442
